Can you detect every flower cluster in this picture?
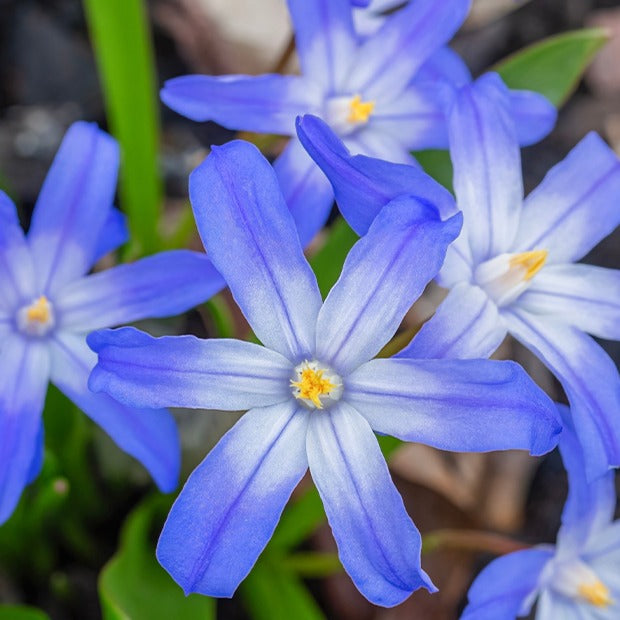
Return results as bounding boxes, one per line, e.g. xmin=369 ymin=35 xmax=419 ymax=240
xmin=1 ymin=0 xmax=618 ymax=617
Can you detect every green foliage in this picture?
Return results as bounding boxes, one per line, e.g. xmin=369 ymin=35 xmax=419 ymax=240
xmin=98 ymin=496 xmax=216 ymax=620
xmin=83 ymin=0 xmax=163 ymax=255
xmin=495 ymin=28 xmax=610 ymax=106
xmin=0 ymin=606 xmax=50 ymax=620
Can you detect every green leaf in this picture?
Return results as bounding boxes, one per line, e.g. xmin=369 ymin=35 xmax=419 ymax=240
xmin=83 ymin=0 xmax=163 ymax=255
xmin=0 ymin=606 xmax=50 ymax=620
xmin=494 ymin=28 xmax=610 ymax=107
xmin=241 ymin=556 xmax=325 ymax=620
xmin=270 ymin=488 xmax=325 ymax=550
xmin=99 ymin=496 xmax=216 ymax=620
xmin=309 ymin=218 xmax=358 ymax=297
xmin=414 ymin=150 xmax=453 ymax=193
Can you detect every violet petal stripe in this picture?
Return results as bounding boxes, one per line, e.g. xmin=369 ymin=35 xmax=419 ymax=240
xmin=157 ymin=401 xmax=309 ymax=597
xmin=88 ymin=327 xmax=293 ymax=411
xmin=307 ymin=401 xmax=434 ymax=606
xmin=51 ymin=331 xmax=180 ymax=492
xmin=190 ymin=140 xmax=322 ymax=361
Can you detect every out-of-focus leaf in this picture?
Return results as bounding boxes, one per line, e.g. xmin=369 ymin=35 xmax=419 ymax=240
xmin=241 ymin=556 xmax=325 ymax=620
xmin=83 ymin=0 xmax=162 ymax=255
xmin=282 ymin=552 xmax=342 ymax=577
xmin=0 ymin=606 xmax=50 ymax=620
xmin=99 ymin=495 xmax=215 ymax=620
xmin=414 ymin=150 xmax=453 ymax=193
xmin=494 ymin=28 xmax=610 ymax=106
xmin=270 ymin=488 xmax=325 ymax=551
xmin=309 ymin=217 xmax=358 ymax=297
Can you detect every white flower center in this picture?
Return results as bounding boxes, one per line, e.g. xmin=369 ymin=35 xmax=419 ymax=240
xmin=290 ymin=360 xmax=343 ymax=410
xmin=474 ymin=250 xmax=548 ymax=307
xmin=549 ymin=559 xmax=612 ymax=608
xmin=16 ymin=295 xmax=55 ymax=337
xmin=324 ymin=94 xmax=375 ymax=136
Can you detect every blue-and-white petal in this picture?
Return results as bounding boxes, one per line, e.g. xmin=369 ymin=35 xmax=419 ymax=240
xmin=157 ymin=401 xmax=309 ymax=596
xmin=346 ymin=357 xmax=560 ymax=455
xmin=513 ymin=132 xmax=620 ymax=264
xmin=56 ymin=250 xmax=225 ymax=332
xmin=316 ymin=197 xmax=462 ymax=375
xmin=51 ymin=332 xmax=180 ymax=492
xmin=27 ymin=122 xmax=119 ymax=294
xmin=307 ymin=401 xmax=433 ymax=606
xmin=88 ymin=327 xmax=292 ymax=411
xmin=189 ymin=140 xmax=322 ymax=362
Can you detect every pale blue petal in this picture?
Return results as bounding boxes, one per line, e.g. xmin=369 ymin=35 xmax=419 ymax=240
xmin=346 ymin=0 xmax=471 ymax=99
xmin=26 ymin=424 xmax=45 ymax=485
xmin=513 ymin=132 xmax=620 ymax=264
xmin=462 ymin=548 xmax=553 ymax=620
xmin=51 ymin=332 xmax=179 ymax=492
xmin=57 ymin=250 xmax=225 ymax=332
xmin=509 ymin=89 xmax=557 ymax=146
xmin=88 ymin=327 xmax=292 ymax=411
xmin=397 ymin=283 xmax=506 ymax=360
xmin=157 ymin=401 xmax=309 ymax=596
xmin=189 ymin=140 xmax=322 ymax=362
xmin=505 ymin=308 xmax=620 ymax=479
xmin=414 ymin=46 xmax=471 ymax=87
xmin=449 ymin=73 xmax=524 ymax=263
xmin=307 ymin=401 xmax=434 ymax=606
xmin=0 ymin=335 xmax=50 ymax=524
xmin=273 ymin=138 xmax=335 ymax=247
xmin=346 ymin=357 xmax=560 ymax=455
xmin=27 ymin=122 xmax=119 ymax=294
xmin=519 ymin=264 xmax=620 ymax=341
xmin=345 ymin=125 xmax=418 ymax=165
xmin=296 ymin=114 xmax=456 ymax=235
xmin=287 ymin=0 xmax=356 ymax=90
xmin=316 ymin=197 xmax=462 ymax=375
xmin=161 ymin=74 xmax=322 ymax=134
xmin=93 ymin=207 xmax=128 ymax=261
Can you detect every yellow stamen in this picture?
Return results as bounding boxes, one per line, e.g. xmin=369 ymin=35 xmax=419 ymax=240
xmin=578 ymin=580 xmax=612 ymax=608
xmin=509 ymin=250 xmax=548 ymax=281
xmin=347 ymin=95 xmax=375 ymax=124
xmin=26 ymin=296 xmax=51 ymax=324
xmin=291 ymin=367 xmax=337 ymax=409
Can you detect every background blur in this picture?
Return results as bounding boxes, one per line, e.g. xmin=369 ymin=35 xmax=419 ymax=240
xmin=0 ymin=0 xmax=619 ymax=618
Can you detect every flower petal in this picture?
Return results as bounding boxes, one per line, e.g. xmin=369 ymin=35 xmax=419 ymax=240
xmin=296 ymin=114 xmax=456 ymax=235
xmin=190 ymin=140 xmax=322 ymax=361
xmin=518 ymin=263 xmax=620 ymax=340
xmin=505 ymin=308 xmax=620 ymax=479
xmin=307 ymin=401 xmax=433 ymax=606
xmin=0 ymin=335 xmax=50 ymax=524
xmin=157 ymin=401 xmax=309 ymax=596
xmin=0 ymin=192 xmax=37 ymax=312
xmin=160 ymin=74 xmax=321 ymax=134
xmin=287 ymin=0 xmax=356 ymax=91
xmin=93 ymin=207 xmax=128 ymax=261
xmin=51 ymin=332 xmax=180 ymax=492
xmin=273 ymin=139 xmax=335 ymax=247
xmin=449 ymin=73 xmax=524 ymax=263
xmin=508 ymin=89 xmax=557 ymax=146
xmin=414 ymin=46 xmax=472 ymax=87
xmin=27 ymin=122 xmax=119 ymax=294
xmin=346 ymin=0 xmax=471 ymax=98
xmin=57 ymin=250 xmax=225 ymax=332
xmin=513 ymin=132 xmax=620 ymax=264
xmin=397 ymin=283 xmax=506 ymax=360
xmin=346 ymin=357 xmax=560 ymax=455
xmin=462 ymin=548 xmax=553 ymax=620
xmin=88 ymin=327 xmax=292 ymax=411
xmin=316 ymin=197 xmax=462 ymax=375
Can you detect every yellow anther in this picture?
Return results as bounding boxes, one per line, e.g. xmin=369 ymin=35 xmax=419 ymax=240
xmin=26 ymin=296 xmax=51 ymax=324
xmin=509 ymin=250 xmax=548 ymax=281
xmin=347 ymin=95 xmax=375 ymax=124
xmin=578 ymin=580 xmax=612 ymax=608
xmin=291 ymin=367 xmax=338 ymax=409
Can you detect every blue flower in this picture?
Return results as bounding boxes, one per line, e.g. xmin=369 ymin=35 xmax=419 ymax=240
xmin=298 ymin=72 xmax=620 ymax=480
xmin=0 ymin=122 xmax=225 ymax=524
xmin=462 ymin=407 xmax=620 ymax=619
xmin=88 ymin=139 xmax=561 ymax=606
xmin=161 ymin=0 xmax=554 ymax=247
